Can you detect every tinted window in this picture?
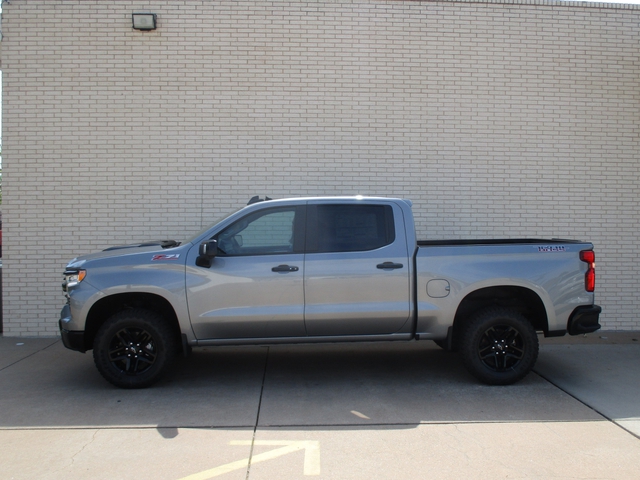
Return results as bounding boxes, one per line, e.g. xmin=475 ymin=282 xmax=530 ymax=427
xmin=309 ymin=204 xmax=395 ymax=253
xmin=216 ymin=208 xmax=299 ymax=256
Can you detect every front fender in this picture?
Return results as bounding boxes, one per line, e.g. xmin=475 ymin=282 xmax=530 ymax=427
xmin=66 ymin=262 xmax=193 ymax=343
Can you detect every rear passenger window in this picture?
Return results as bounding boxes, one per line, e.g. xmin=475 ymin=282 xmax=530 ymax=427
xmin=309 ymin=204 xmax=395 ymax=253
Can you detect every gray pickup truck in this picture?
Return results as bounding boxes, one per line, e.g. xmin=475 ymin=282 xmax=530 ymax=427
xmin=60 ymin=196 xmax=601 ymax=388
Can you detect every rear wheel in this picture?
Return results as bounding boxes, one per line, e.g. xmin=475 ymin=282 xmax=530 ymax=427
xmin=459 ymin=308 xmax=538 ymax=385
xmin=93 ymin=309 xmax=177 ymax=389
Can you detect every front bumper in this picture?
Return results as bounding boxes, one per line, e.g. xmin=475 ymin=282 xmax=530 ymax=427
xmin=59 ymin=305 xmax=87 ymax=353
xmin=567 ymin=305 xmax=602 ymax=335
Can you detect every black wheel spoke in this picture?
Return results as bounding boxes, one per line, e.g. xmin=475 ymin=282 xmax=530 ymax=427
xmin=507 ymin=345 xmax=524 ymax=356
xmin=107 ymin=326 xmax=158 ymax=376
xmin=109 ymin=352 xmax=129 ymax=363
xmin=485 ymin=327 xmax=499 ymax=343
xmin=131 ymin=357 xmax=141 ymax=372
xmin=478 ymin=345 xmax=495 ymax=358
xmin=479 ymin=351 xmax=496 ymax=361
xmin=503 ymin=328 xmax=519 ymax=345
xmin=135 ymin=331 xmax=153 ymax=346
xmin=136 ymin=357 xmax=154 ymax=366
xmin=115 ymin=330 xmax=132 ymax=346
xmin=499 ymin=354 xmax=509 ymax=370
xmin=478 ymin=323 xmax=526 ymax=372
xmin=108 ymin=344 xmax=128 ymax=358
xmin=505 ymin=351 xmax=523 ymax=361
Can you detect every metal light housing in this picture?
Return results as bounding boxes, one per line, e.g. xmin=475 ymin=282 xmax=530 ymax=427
xmin=132 ymin=13 xmax=157 ymax=31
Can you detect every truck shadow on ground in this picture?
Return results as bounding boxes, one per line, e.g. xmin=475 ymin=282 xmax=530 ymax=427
xmin=0 ymin=339 xmax=607 ymax=429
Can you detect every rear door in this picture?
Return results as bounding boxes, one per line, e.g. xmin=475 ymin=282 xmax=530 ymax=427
xmin=303 ymin=201 xmax=411 ymax=336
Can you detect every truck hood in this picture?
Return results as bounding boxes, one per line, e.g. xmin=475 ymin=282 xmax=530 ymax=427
xmin=65 ymin=240 xmax=185 ymax=269
xmin=102 ymin=240 xmax=180 ymax=251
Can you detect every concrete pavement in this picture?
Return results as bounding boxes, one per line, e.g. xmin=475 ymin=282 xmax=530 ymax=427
xmin=535 ymin=332 xmax=640 ymax=439
xmin=0 ymin=333 xmax=639 ymax=479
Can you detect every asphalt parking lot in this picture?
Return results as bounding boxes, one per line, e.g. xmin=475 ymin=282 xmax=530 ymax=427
xmin=0 ymin=333 xmax=639 ymax=479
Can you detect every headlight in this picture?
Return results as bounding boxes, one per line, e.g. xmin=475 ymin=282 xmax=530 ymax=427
xmin=62 ymin=269 xmax=87 ymax=293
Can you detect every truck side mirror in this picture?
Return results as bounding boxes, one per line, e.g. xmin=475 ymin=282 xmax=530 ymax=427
xmin=196 ymin=239 xmax=218 ymax=268
xmin=199 ymin=239 xmax=218 ymax=257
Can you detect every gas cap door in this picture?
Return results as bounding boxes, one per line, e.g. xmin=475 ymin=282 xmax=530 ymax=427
xmin=427 ymin=279 xmax=451 ymax=298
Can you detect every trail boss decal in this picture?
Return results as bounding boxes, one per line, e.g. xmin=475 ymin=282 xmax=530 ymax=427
xmin=538 ymin=246 xmax=566 ymax=253
xmin=152 ymin=254 xmax=181 ymax=261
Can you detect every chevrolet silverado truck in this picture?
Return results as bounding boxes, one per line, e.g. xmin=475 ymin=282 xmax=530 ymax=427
xmin=60 ymin=196 xmax=601 ymax=388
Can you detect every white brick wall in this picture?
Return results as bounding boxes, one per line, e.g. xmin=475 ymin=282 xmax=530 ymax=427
xmin=1 ymin=0 xmax=639 ymax=335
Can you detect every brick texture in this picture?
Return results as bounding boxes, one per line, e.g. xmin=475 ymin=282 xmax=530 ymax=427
xmin=1 ymin=0 xmax=638 ymax=335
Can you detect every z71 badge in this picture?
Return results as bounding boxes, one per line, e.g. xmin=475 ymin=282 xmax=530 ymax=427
xmin=152 ymin=254 xmax=181 ymax=261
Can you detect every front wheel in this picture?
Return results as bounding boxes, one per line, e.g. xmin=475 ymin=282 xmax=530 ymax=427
xmin=93 ymin=309 xmax=177 ymax=389
xmin=459 ymin=308 xmax=538 ymax=385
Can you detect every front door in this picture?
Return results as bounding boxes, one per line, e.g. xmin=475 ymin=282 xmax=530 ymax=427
xmin=186 ymin=206 xmax=306 ymax=340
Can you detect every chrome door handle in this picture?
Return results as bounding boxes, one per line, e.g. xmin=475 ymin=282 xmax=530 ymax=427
xmin=272 ymin=265 xmax=299 ymax=272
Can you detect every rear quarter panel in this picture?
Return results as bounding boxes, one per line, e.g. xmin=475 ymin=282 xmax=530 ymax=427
xmin=415 ymin=242 xmax=594 ymax=338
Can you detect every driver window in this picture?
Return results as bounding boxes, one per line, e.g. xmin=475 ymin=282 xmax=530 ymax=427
xmin=216 ymin=208 xmax=297 ymax=256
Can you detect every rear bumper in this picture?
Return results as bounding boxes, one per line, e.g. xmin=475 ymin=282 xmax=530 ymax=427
xmin=59 ymin=305 xmax=87 ymax=353
xmin=567 ymin=305 xmax=602 ymax=335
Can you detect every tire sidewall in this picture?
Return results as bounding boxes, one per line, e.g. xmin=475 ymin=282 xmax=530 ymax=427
xmin=93 ymin=309 xmax=176 ymax=389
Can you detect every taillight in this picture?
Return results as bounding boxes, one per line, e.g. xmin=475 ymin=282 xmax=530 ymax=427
xmin=580 ymin=250 xmax=595 ymax=292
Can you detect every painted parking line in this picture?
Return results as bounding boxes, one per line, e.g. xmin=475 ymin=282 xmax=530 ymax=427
xmin=179 ymin=440 xmax=320 ymax=479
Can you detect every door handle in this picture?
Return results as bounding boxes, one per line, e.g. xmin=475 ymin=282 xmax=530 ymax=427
xmin=377 ymin=262 xmax=404 ymax=270
xmin=272 ymin=265 xmax=299 ymax=272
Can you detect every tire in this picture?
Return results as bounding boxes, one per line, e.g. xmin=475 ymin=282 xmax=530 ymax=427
xmin=93 ymin=309 xmax=177 ymax=389
xmin=459 ymin=308 xmax=538 ymax=385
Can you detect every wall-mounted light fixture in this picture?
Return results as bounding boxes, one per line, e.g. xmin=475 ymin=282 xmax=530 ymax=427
xmin=132 ymin=13 xmax=157 ymax=31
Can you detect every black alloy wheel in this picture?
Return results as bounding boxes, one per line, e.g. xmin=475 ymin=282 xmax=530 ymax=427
xmin=477 ymin=324 xmax=525 ymax=372
xmin=459 ymin=307 xmax=539 ymax=385
xmin=107 ymin=325 xmax=158 ymax=376
xmin=93 ymin=309 xmax=176 ymax=389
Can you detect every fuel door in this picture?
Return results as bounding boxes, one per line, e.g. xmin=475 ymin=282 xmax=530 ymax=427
xmin=427 ymin=279 xmax=450 ymax=298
